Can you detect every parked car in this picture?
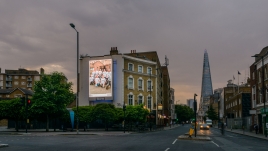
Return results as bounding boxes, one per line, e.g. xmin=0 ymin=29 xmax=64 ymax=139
xmin=200 ymin=124 xmax=210 ymax=130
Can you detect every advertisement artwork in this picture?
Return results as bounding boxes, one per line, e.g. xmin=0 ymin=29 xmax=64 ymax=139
xmin=89 ymin=59 xmax=112 ymax=97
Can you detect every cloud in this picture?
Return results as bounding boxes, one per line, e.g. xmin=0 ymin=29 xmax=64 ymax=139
xmin=0 ymin=0 xmax=267 ymax=104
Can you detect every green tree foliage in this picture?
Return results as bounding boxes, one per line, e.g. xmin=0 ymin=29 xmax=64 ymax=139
xmin=175 ymin=105 xmax=194 ymax=123
xmin=206 ymin=105 xmax=218 ymax=121
xmin=72 ymin=106 xmax=94 ymax=131
xmin=31 ymin=72 xmax=74 ymax=131
xmin=0 ymin=98 xmax=24 ymax=131
xmin=91 ymin=103 xmax=117 ymax=131
xmin=125 ymin=105 xmax=149 ymax=123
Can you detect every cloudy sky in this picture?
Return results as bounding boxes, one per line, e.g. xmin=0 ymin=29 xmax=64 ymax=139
xmin=1 ymin=0 xmax=268 ymax=104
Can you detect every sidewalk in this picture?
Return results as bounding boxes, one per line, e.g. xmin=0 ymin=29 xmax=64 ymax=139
xmin=216 ymin=127 xmax=268 ymax=140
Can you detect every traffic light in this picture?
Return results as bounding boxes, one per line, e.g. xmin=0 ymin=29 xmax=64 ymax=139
xmin=20 ymin=97 xmax=25 ymax=106
xmin=27 ymin=99 xmax=31 ymax=106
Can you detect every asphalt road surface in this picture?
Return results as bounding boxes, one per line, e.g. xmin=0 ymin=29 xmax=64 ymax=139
xmin=1 ymin=124 xmax=268 ymax=151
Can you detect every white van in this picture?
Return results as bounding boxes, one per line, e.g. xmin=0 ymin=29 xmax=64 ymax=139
xmin=206 ymin=119 xmax=212 ymax=127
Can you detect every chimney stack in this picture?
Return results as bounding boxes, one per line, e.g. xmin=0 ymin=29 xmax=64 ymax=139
xmin=110 ymin=47 xmax=118 ymax=55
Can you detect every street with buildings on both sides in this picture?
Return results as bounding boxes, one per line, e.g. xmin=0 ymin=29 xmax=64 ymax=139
xmin=1 ymin=124 xmax=268 ymax=151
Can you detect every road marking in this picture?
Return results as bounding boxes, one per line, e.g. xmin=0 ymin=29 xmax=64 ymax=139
xmin=165 ymin=148 xmax=170 ymax=151
xmin=211 ymin=141 xmax=219 ymax=147
xmin=172 ymin=139 xmax=177 ymax=144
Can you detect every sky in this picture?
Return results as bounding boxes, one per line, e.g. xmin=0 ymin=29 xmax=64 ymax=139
xmin=1 ymin=0 xmax=268 ymax=105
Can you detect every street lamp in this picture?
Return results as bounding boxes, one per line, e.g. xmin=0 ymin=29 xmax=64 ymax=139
xmin=149 ymin=67 xmax=152 ymax=131
xmin=70 ymin=23 xmax=79 ymax=134
xmin=123 ymin=104 xmax=126 ymax=133
xmin=217 ymin=93 xmax=220 ymax=129
xmin=194 ymin=93 xmax=198 ymax=137
xmin=252 ymin=54 xmax=267 ymax=137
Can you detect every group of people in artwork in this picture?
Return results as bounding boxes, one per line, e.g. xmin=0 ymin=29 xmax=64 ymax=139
xmin=89 ymin=68 xmax=112 ymax=89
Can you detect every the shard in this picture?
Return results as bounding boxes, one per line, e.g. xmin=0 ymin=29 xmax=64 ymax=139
xmin=198 ymin=50 xmax=213 ymax=120
xmin=201 ymin=50 xmax=213 ymax=98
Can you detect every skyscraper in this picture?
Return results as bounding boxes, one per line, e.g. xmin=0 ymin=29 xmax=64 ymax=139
xmin=198 ymin=50 xmax=213 ymax=121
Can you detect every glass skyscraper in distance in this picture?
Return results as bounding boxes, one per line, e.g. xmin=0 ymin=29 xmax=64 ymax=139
xmin=198 ymin=50 xmax=213 ymax=121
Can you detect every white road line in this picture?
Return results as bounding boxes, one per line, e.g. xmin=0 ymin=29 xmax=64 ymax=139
xmin=211 ymin=141 xmax=219 ymax=147
xmin=172 ymin=139 xmax=177 ymax=144
xmin=165 ymin=148 xmax=170 ymax=151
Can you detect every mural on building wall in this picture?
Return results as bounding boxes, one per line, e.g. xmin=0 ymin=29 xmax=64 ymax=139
xmin=89 ymin=59 xmax=112 ymax=97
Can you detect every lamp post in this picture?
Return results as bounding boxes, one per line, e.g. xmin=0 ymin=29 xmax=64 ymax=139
xmin=123 ymin=104 xmax=126 ymax=133
xmin=252 ymin=54 xmax=267 ymax=137
xmin=70 ymin=23 xmax=79 ymax=134
xmin=149 ymin=68 xmax=152 ymax=131
xmin=194 ymin=93 xmax=198 ymax=137
xmin=218 ymin=93 xmax=220 ymax=129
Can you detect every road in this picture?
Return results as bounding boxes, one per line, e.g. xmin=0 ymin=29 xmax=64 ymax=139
xmin=0 ymin=124 xmax=268 ymax=151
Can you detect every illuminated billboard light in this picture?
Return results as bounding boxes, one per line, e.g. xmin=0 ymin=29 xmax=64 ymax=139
xmin=89 ymin=59 xmax=112 ymax=97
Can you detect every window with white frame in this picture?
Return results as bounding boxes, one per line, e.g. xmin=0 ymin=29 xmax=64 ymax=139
xmin=138 ymin=95 xmax=143 ymax=105
xmin=128 ymin=63 xmax=134 ymax=71
xmin=147 ymin=96 xmax=152 ymax=109
xmin=147 ymin=67 xmax=152 ymax=75
xmin=138 ymin=79 xmax=143 ymax=90
xmin=252 ymin=72 xmax=255 ymax=80
xmin=138 ymin=65 xmax=143 ymax=73
xmin=147 ymin=80 xmax=152 ymax=91
xmin=15 ymin=94 xmax=22 ymax=98
xmin=252 ymin=86 xmax=256 ymax=102
xmin=128 ymin=77 xmax=134 ymax=89
xmin=239 ymin=99 xmax=241 ymax=104
xmin=128 ymin=94 xmax=133 ymax=105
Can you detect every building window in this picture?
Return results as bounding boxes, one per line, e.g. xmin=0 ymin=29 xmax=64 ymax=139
xmin=252 ymin=72 xmax=255 ymax=80
xmin=14 ymin=76 xmax=19 ymax=79
xmin=260 ymin=93 xmax=262 ymax=103
xmin=21 ymin=76 xmax=26 ymax=79
xmin=138 ymin=95 xmax=143 ymax=105
xmin=128 ymin=77 xmax=133 ymax=89
xmin=128 ymin=95 xmax=133 ymax=105
xmin=21 ymin=82 xmax=26 ymax=85
xmin=138 ymin=79 xmax=143 ymax=90
xmin=128 ymin=63 xmax=134 ymax=71
xmin=147 ymin=96 xmax=152 ymax=109
xmin=15 ymin=94 xmax=22 ymax=98
xmin=138 ymin=65 xmax=143 ymax=73
xmin=147 ymin=80 xmax=152 ymax=91
xmin=14 ymin=81 xmax=18 ymax=85
xmin=147 ymin=67 xmax=152 ymax=75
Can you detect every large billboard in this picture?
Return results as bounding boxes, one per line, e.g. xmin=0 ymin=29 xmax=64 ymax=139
xmin=89 ymin=59 xmax=112 ymax=97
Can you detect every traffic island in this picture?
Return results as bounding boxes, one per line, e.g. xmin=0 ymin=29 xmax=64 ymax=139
xmin=0 ymin=144 xmax=9 ymax=148
xmin=178 ymin=135 xmax=211 ymax=141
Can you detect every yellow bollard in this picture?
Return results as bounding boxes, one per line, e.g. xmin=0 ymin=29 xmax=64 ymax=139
xmin=189 ymin=128 xmax=194 ymax=138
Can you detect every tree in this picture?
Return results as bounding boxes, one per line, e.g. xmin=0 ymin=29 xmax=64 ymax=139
xmin=175 ymin=105 xmax=194 ymax=123
xmin=206 ymin=105 xmax=218 ymax=121
xmin=72 ymin=106 xmax=94 ymax=131
xmin=91 ymin=103 xmax=116 ymax=131
xmin=0 ymin=98 xmax=24 ymax=131
xmin=31 ymin=72 xmax=74 ymax=131
xmin=125 ymin=105 xmax=149 ymax=129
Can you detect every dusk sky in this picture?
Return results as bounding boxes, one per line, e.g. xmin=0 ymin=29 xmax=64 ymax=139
xmin=1 ymin=0 xmax=268 ymax=104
